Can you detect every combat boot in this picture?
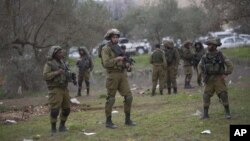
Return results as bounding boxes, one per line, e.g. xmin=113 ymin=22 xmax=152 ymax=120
xmin=201 ymin=107 xmax=209 ymax=119
xmin=159 ymin=90 xmax=163 ymax=95
xmin=51 ymin=122 xmax=57 ymax=136
xmin=106 ymin=116 xmax=118 ymax=129
xmin=167 ymin=88 xmax=171 ymax=95
xmin=224 ymin=105 xmax=231 ymax=119
xmin=151 ymin=89 xmax=156 ymax=96
xmin=59 ymin=120 xmax=68 ymax=132
xmin=173 ymin=87 xmax=177 ymax=94
xmin=125 ymin=113 xmax=136 ymax=126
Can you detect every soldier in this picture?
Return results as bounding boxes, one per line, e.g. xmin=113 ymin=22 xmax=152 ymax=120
xmin=101 ymin=28 xmax=136 ymax=129
xmin=76 ymin=46 xmax=94 ymax=96
xmin=43 ymin=46 xmax=75 ymax=135
xmin=181 ymin=40 xmax=194 ymax=89
xmin=163 ymin=40 xmax=180 ymax=94
xmin=198 ymin=37 xmax=233 ymax=119
xmin=193 ymin=42 xmax=205 ymax=86
xmin=150 ymin=44 xmax=167 ymax=96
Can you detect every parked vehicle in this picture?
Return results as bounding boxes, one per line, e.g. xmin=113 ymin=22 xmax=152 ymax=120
xmin=220 ymin=36 xmax=249 ymax=49
xmin=208 ymin=31 xmax=235 ymax=39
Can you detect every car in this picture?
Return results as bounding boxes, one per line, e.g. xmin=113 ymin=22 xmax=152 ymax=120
xmin=220 ymin=36 xmax=249 ymax=49
xmin=208 ymin=31 xmax=235 ymax=39
xmin=239 ymin=34 xmax=250 ymax=40
xmin=68 ymin=47 xmax=80 ymax=58
xmin=132 ymin=39 xmax=151 ymax=54
xmin=118 ymin=38 xmax=136 ymax=54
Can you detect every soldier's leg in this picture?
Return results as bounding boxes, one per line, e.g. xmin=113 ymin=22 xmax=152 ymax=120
xmin=119 ymin=73 xmax=136 ymax=126
xmin=84 ymin=71 xmax=90 ymax=96
xmin=60 ymin=88 xmax=71 ymax=132
xmin=105 ymin=73 xmax=119 ymax=128
xmin=202 ymin=83 xmax=214 ymax=119
xmin=215 ymin=78 xmax=231 ymax=119
xmin=151 ymin=66 xmax=158 ymax=96
xmin=77 ymin=74 xmax=83 ymax=96
xmin=166 ymin=69 xmax=171 ymax=94
xmin=48 ymin=88 xmax=63 ymax=134
xmin=159 ymin=66 xmax=165 ymax=95
xmin=171 ymin=66 xmax=178 ymax=94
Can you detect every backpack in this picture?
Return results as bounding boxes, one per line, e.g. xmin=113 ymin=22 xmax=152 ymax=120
xmin=98 ymin=41 xmax=107 ymax=58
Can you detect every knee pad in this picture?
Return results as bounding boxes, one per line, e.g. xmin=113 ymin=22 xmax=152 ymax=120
xmin=124 ymin=95 xmax=133 ymax=105
xmin=219 ymin=91 xmax=229 ymax=105
xmin=62 ymin=108 xmax=70 ymax=117
xmin=50 ymin=108 xmax=60 ymax=118
xmin=106 ymin=96 xmax=115 ymax=106
xmin=203 ymin=93 xmax=211 ymax=106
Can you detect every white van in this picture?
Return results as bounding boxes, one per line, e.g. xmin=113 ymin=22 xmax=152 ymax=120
xmin=208 ymin=31 xmax=235 ymax=39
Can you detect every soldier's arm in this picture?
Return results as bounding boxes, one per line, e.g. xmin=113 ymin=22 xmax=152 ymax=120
xmin=198 ymin=57 xmax=204 ymax=75
xmin=43 ymin=63 xmax=59 ymax=80
xmin=183 ymin=49 xmax=193 ymax=60
xmin=175 ymin=49 xmax=180 ymax=65
xmin=89 ymin=57 xmax=94 ymax=71
xmin=101 ymin=47 xmax=120 ymax=68
xmin=162 ymin=51 xmax=167 ymax=67
xmin=223 ymin=55 xmax=234 ymax=75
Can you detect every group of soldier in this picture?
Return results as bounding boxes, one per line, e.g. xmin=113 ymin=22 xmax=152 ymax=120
xmin=42 ymin=28 xmax=233 ymax=135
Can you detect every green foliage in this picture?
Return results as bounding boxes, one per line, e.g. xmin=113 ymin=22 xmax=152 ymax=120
xmin=221 ymin=47 xmax=250 ymax=60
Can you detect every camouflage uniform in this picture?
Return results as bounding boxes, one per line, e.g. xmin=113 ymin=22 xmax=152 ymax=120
xmin=163 ymin=40 xmax=180 ymax=94
xmin=198 ymin=37 xmax=233 ymax=119
xmin=43 ymin=46 xmax=74 ymax=134
xmin=102 ymin=29 xmax=136 ymax=129
xmin=76 ymin=46 xmax=93 ymax=96
xmin=150 ymin=45 xmax=167 ymax=95
xmin=181 ymin=41 xmax=194 ymax=89
xmin=193 ymin=42 xmax=205 ymax=86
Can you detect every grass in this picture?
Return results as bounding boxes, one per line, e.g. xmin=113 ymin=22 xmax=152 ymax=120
xmin=1 ymin=84 xmax=250 ymax=141
xmin=221 ymin=47 xmax=250 ymax=60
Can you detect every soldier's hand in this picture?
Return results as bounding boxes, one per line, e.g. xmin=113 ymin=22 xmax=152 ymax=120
xmin=116 ymin=56 xmax=124 ymax=61
xmin=57 ymin=69 xmax=65 ymax=75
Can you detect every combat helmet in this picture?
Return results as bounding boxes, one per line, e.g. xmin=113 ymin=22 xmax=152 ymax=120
xmin=104 ymin=28 xmax=120 ymax=40
xmin=205 ymin=37 xmax=222 ymax=46
xmin=47 ymin=45 xmax=62 ymax=60
xmin=163 ymin=39 xmax=174 ymax=48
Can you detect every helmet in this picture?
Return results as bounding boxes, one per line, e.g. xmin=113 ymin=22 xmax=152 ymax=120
xmin=104 ymin=28 xmax=120 ymax=40
xmin=163 ymin=40 xmax=174 ymax=48
xmin=47 ymin=45 xmax=62 ymax=60
xmin=205 ymin=37 xmax=222 ymax=46
xmin=183 ymin=40 xmax=192 ymax=47
xmin=194 ymin=42 xmax=203 ymax=48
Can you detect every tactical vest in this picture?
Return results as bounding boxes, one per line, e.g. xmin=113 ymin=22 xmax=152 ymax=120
xmin=152 ymin=50 xmax=164 ymax=64
xmin=203 ymin=52 xmax=225 ymax=75
xmin=46 ymin=59 xmax=69 ymax=87
xmin=78 ymin=56 xmax=91 ymax=71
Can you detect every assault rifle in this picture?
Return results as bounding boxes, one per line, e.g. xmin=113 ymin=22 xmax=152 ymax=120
xmin=61 ymin=61 xmax=77 ymax=85
xmin=112 ymin=45 xmax=135 ymax=71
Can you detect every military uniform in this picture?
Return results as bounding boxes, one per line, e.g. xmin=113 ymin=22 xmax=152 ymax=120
xmin=181 ymin=41 xmax=194 ymax=89
xmin=43 ymin=46 xmax=73 ymax=134
xmin=198 ymin=37 xmax=233 ymax=119
xmin=193 ymin=42 xmax=205 ymax=86
xmin=102 ymin=28 xmax=136 ymax=129
xmin=76 ymin=46 xmax=93 ymax=96
xmin=150 ymin=45 xmax=166 ymax=95
xmin=163 ymin=40 xmax=180 ymax=94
